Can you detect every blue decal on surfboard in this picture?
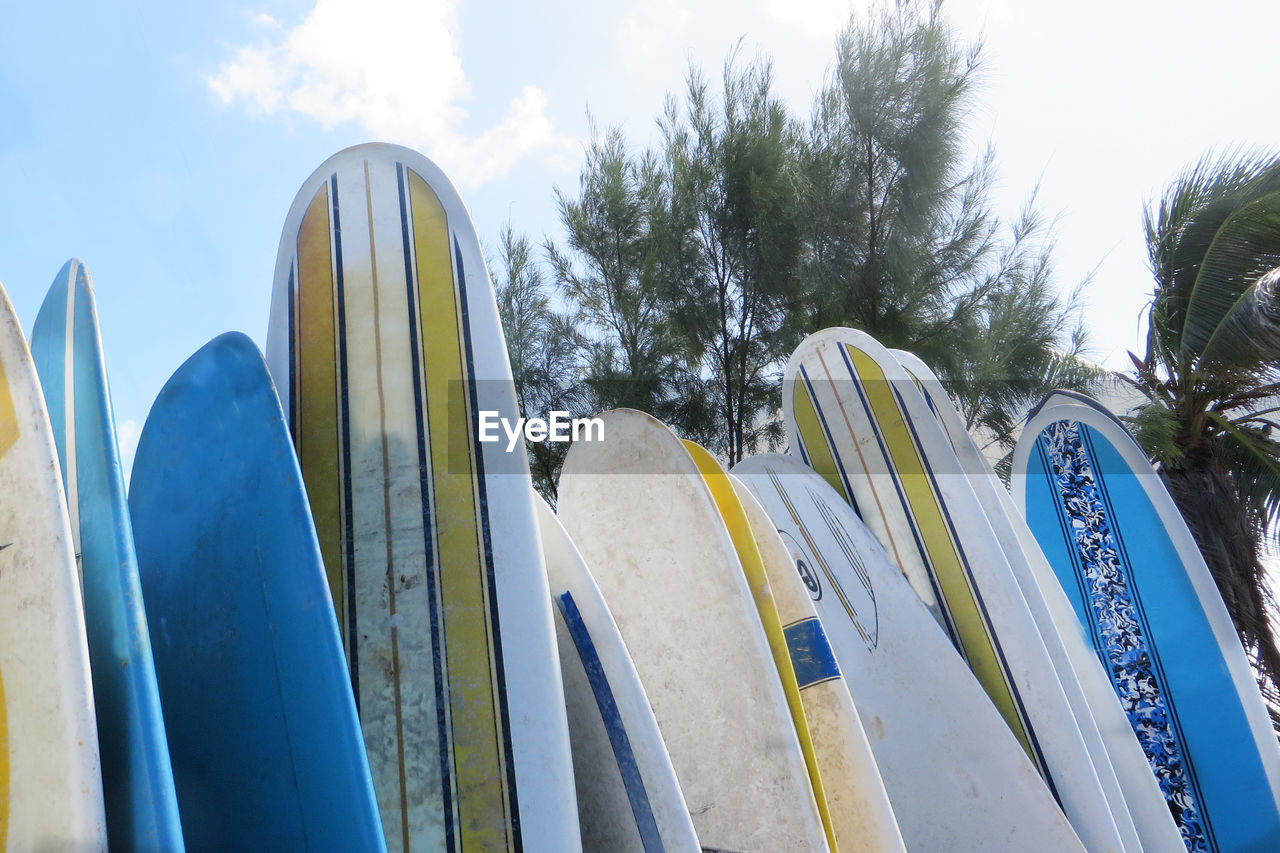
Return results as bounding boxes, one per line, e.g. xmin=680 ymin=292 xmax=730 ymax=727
xmin=555 ymin=591 xmax=664 ymax=853
xmin=1039 ymin=419 xmax=1212 ymax=852
xmin=783 ymin=617 xmax=842 ymax=688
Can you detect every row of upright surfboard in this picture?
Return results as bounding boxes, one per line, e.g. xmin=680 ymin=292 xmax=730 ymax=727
xmin=1 ymin=141 xmax=1278 ymax=852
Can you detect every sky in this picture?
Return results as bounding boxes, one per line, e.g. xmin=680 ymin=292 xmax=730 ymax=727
xmin=3 ymin=0 xmax=1279 ymax=476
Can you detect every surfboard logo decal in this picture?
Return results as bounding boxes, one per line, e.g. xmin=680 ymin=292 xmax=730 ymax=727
xmin=783 ymin=617 xmax=842 ymax=689
xmin=1038 ymin=419 xmax=1212 ymax=852
xmin=556 ymin=591 xmax=665 ymax=853
xmin=765 ymin=471 xmax=878 ymax=649
xmin=781 ymin=530 xmax=822 ymax=601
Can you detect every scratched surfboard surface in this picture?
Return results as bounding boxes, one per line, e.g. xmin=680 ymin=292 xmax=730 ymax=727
xmin=265 ymin=143 xmax=579 ymax=852
xmin=0 ymin=279 xmax=106 ymax=851
xmin=1014 ymin=394 xmax=1280 ymax=853
xmin=536 ymin=494 xmax=701 ymax=853
xmin=557 ymin=409 xmax=829 ymax=853
xmin=31 ymin=259 xmax=184 ymax=851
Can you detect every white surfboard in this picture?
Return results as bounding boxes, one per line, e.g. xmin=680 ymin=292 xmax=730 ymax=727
xmin=0 ymin=280 xmax=106 ymax=851
xmin=536 ymin=494 xmax=700 ymax=853
xmin=265 ymin=143 xmax=578 ymax=851
xmin=557 ymin=409 xmax=829 ymax=853
xmin=784 ymin=327 xmax=1128 ymax=852
xmin=733 ymin=453 xmax=1085 ymax=852
xmin=726 ymin=472 xmax=906 ymax=852
xmin=888 ymin=348 xmax=1182 ymax=852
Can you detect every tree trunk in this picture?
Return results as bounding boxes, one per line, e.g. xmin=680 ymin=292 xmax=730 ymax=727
xmin=1162 ymin=448 xmax=1280 ymax=735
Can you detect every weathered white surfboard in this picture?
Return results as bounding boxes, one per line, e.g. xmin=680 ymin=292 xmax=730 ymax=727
xmin=684 ymin=440 xmax=840 ymax=851
xmin=265 ymin=143 xmax=579 ymax=852
xmin=1015 ymin=395 xmax=1280 ymax=853
xmin=726 ymin=471 xmax=906 ymax=852
xmin=732 ymin=453 xmax=1085 ymax=853
xmin=889 ymin=348 xmax=1182 ymax=853
xmin=0 ymin=280 xmax=106 ymax=851
xmin=784 ymin=327 xmax=1127 ymax=852
xmin=537 ymin=494 xmax=700 ymax=853
xmin=557 ymin=409 xmax=829 ymax=852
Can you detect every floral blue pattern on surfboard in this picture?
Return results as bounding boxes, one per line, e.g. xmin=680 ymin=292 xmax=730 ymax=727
xmin=1019 ymin=396 xmax=1280 ymax=853
xmin=1041 ymin=419 xmax=1205 ymax=852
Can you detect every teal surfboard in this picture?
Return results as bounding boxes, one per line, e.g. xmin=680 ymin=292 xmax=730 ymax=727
xmin=129 ymin=332 xmax=385 ymax=852
xmin=1013 ymin=393 xmax=1280 ymax=852
xmin=30 ymin=259 xmax=184 ymax=851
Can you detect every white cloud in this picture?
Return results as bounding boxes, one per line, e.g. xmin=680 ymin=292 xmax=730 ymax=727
xmin=618 ymin=0 xmax=690 ymax=63
xmin=764 ymin=0 xmax=857 ymax=40
xmin=208 ymin=0 xmax=576 ymax=187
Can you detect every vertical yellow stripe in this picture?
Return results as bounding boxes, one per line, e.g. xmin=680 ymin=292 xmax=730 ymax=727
xmin=0 ymin=355 xmax=18 ymax=459
xmin=844 ymin=345 xmax=1036 ymax=762
xmin=686 ymin=442 xmax=839 ymax=853
xmin=789 ymin=379 xmax=849 ymax=504
xmin=296 ymin=185 xmax=346 ymax=637
xmin=409 ymin=171 xmax=510 ymax=849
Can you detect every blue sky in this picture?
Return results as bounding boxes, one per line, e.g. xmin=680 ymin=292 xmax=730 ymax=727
xmin=3 ymin=0 xmax=1279 ymax=473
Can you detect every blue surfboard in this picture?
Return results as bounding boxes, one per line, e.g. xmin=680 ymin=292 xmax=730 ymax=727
xmin=1013 ymin=393 xmax=1280 ymax=853
xmin=30 ymin=259 xmax=184 ymax=851
xmin=129 ymin=331 xmax=386 ymax=852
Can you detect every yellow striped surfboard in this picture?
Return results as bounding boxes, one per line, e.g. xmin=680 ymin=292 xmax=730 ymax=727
xmin=726 ymin=472 xmax=907 ymax=853
xmin=265 ymin=144 xmax=579 ymax=853
xmin=684 ymin=440 xmax=838 ymax=852
xmin=783 ymin=327 xmax=1132 ymax=853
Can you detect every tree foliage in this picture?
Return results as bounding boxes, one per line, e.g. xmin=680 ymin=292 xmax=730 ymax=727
xmin=491 ymin=224 xmax=587 ymax=503
xmin=1127 ymin=150 xmax=1280 ymax=721
xmin=659 ymin=53 xmax=800 ymax=462
xmin=502 ymin=0 xmax=1092 ymax=488
xmin=795 ymin=0 xmax=1096 ymax=449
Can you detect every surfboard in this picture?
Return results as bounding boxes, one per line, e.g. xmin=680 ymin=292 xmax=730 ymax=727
xmin=888 ymin=348 xmax=1182 ymax=852
xmin=0 ymin=278 xmax=106 ymax=851
xmin=129 ymin=332 xmax=385 ymax=852
xmin=725 ymin=470 xmax=906 ymax=853
xmin=732 ymin=453 xmax=1085 ymax=853
xmin=684 ymin=440 xmax=839 ymax=851
xmin=30 ymin=258 xmax=185 ymax=851
xmin=784 ymin=327 xmax=1128 ymax=852
xmin=536 ymin=493 xmax=701 ymax=853
xmin=264 ymin=142 xmax=579 ymax=852
xmin=1013 ymin=393 xmax=1280 ymax=853
xmin=557 ymin=409 xmax=829 ymax=852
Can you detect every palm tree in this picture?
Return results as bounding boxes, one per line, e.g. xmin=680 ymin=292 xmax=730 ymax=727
xmin=1127 ymin=150 xmax=1280 ymax=724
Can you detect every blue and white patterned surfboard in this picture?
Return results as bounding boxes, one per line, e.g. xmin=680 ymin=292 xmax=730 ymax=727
xmin=1013 ymin=394 xmax=1280 ymax=853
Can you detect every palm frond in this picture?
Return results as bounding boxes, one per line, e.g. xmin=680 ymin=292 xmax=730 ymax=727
xmin=1201 ymin=265 xmax=1280 ymax=366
